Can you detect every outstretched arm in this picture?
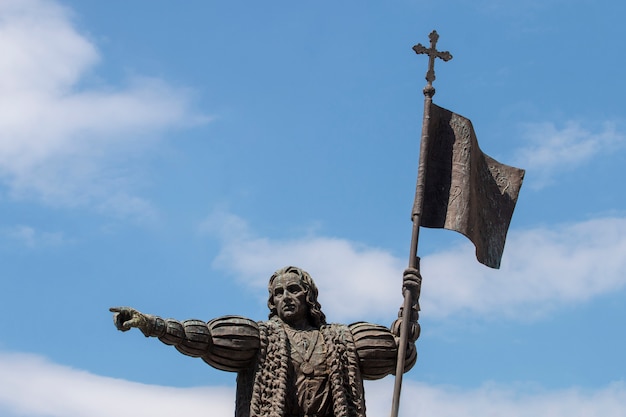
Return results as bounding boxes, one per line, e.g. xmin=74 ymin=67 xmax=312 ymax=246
xmin=109 ymin=307 xmax=260 ymax=372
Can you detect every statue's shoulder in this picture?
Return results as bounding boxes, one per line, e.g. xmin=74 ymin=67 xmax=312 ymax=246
xmin=208 ymin=315 xmax=259 ymax=328
xmin=348 ymin=321 xmax=391 ymax=333
xmin=201 ymin=316 xmax=261 ymax=372
xmin=347 ymin=322 xmax=401 ymax=380
xmin=348 ymin=321 xmax=395 ymax=345
xmin=324 ymin=321 xmax=389 ymax=336
xmin=207 ymin=315 xmax=260 ymax=339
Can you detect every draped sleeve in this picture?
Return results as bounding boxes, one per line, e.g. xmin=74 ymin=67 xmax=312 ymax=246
xmin=157 ymin=315 xmax=260 ymax=372
xmin=349 ymin=322 xmax=416 ymax=380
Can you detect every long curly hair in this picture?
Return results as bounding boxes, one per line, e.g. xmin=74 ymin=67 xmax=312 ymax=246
xmin=267 ymin=266 xmax=327 ymax=327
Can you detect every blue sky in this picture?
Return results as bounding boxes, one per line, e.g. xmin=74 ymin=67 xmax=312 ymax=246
xmin=1 ymin=0 xmax=625 ymax=416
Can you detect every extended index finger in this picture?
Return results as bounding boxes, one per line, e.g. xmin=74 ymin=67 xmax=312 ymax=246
xmin=109 ymin=307 xmax=123 ymax=313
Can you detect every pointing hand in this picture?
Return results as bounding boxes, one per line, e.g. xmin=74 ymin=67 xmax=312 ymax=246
xmin=109 ymin=306 xmax=151 ymax=335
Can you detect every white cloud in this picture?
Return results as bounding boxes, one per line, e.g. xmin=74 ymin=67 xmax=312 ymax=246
xmin=201 ymin=210 xmax=405 ymax=323
xmin=0 ymin=0 xmax=205 ymax=220
xmin=514 ymin=121 xmax=624 ymax=189
xmin=1 ymin=351 xmax=625 ymax=417
xmin=0 ymin=351 xmax=234 ymax=417
xmin=424 ymin=216 xmax=626 ymax=319
xmin=202 ymin=212 xmax=626 ymax=322
xmin=1 ymin=224 xmax=66 ymax=247
xmin=366 ymin=379 xmax=626 ymax=417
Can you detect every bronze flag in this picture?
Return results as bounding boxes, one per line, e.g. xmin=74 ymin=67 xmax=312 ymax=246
xmin=420 ymin=103 xmax=525 ymax=268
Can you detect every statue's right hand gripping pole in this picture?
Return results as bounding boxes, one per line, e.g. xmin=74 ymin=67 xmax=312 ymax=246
xmin=390 ymin=266 xmax=422 ymax=417
xmin=401 ymin=267 xmax=421 ymax=339
xmin=392 ymin=268 xmax=422 ymax=339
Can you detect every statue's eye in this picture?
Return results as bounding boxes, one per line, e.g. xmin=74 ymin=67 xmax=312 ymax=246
xmin=288 ymin=285 xmax=303 ymax=294
xmin=274 ymin=288 xmax=284 ymax=296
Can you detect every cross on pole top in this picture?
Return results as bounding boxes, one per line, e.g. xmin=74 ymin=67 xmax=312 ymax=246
xmin=413 ymin=30 xmax=452 ymax=95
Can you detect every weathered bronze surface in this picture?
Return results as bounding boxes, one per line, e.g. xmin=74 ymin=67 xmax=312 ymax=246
xmin=421 ymin=104 xmax=525 ymax=268
xmin=389 ymin=30 xmax=454 ymax=417
xmin=111 ymin=266 xmax=421 ymax=417
xmin=391 ymin=29 xmax=523 ymax=417
xmin=412 ymin=30 xmax=452 ymax=94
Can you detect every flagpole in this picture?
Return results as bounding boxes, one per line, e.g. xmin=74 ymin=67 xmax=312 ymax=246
xmin=390 ymin=30 xmax=451 ymax=417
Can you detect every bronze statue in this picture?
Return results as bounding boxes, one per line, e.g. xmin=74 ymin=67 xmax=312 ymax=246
xmin=111 ymin=265 xmax=421 ymax=417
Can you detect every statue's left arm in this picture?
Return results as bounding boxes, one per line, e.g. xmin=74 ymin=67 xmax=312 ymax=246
xmin=349 ymin=268 xmax=421 ymax=380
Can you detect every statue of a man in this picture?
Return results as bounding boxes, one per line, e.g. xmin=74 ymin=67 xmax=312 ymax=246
xmin=111 ymin=266 xmax=421 ymax=417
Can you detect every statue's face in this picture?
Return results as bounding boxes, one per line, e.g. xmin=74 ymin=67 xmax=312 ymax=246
xmin=272 ymin=274 xmax=310 ymax=327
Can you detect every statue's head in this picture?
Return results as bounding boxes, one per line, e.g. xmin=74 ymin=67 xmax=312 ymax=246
xmin=267 ymin=266 xmax=327 ymax=328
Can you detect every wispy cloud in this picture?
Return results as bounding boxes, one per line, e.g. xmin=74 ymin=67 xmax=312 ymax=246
xmin=1 ymin=351 xmax=624 ymax=417
xmin=0 ymin=0 xmax=206 ymax=221
xmin=0 ymin=224 xmax=66 ymax=247
xmin=202 ymin=212 xmax=626 ymax=322
xmin=514 ymin=121 xmax=624 ymax=189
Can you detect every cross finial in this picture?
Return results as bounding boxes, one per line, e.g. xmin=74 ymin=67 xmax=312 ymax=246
xmin=413 ymin=30 xmax=452 ymax=96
